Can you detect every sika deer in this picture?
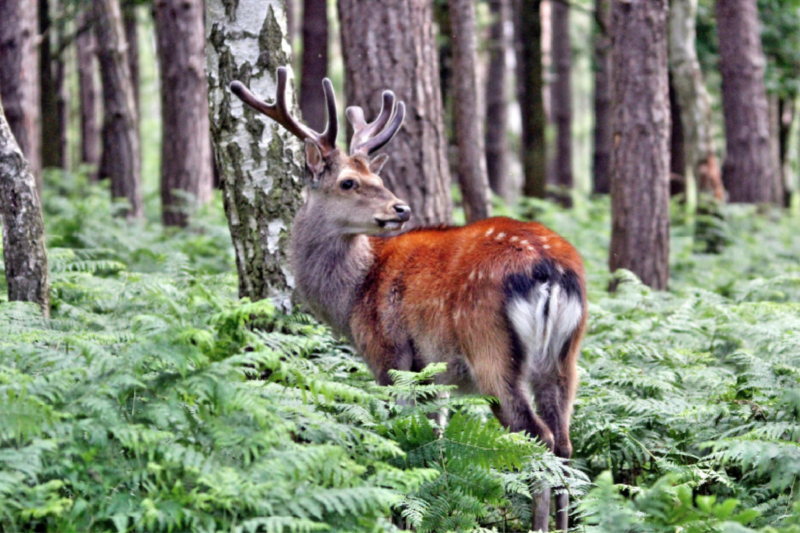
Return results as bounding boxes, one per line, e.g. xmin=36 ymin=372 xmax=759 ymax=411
xmin=230 ymin=67 xmax=586 ymax=532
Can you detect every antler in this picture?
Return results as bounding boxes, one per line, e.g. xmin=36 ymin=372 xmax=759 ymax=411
xmin=346 ymin=91 xmax=406 ymax=156
xmin=230 ymin=67 xmax=338 ymax=155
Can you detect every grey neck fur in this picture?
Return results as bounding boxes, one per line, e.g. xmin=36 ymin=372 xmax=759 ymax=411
xmin=290 ymin=198 xmax=375 ymax=339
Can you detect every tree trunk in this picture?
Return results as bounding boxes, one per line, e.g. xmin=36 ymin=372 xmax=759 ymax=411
xmin=0 ymin=0 xmax=41 ymax=193
xmin=485 ymin=0 xmax=509 ymax=200
xmin=716 ymin=0 xmax=774 ymax=203
xmin=609 ymin=0 xmax=670 ymax=291
xmin=155 ymin=0 xmax=213 ymax=227
xmin=668 ymin=0 xmax=723 ymax=200
xmin=206 ymin=0 xmax=304 ymax=310
xmin=94 ymin=0 xmax=143 ymax=218
xmin=338 ymin=0 xmax=452 ymax=227
xmin=515 ymin=0 xmax=547 ymax=198
xmin=778 ymin=97 xmax=795 ymax=207
xmin=592 ymin=0 xmax=612 ymax=195
xmin=40 ymin=0 xmax=60 ymax=169
xmin=449 ymin=0 xmax=491 ymax=222
xmin=551 ymin=0 xmax=572 ymax=205
xmin=669 ymin=76 xmax=686 ymax=197
xmin=123 ymin=0 xmax=140 ymax=114
xmin=767 ymin=92 xmax=783 ymax=204
xmin=299 ymin=0 xmax=328 ymax=132
xmin=0 ymin=100 xmax=50 ymax=317
xmin=76 ymin=8 xmax=101 ymax=177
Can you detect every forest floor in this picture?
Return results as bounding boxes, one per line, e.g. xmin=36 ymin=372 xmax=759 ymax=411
xmin=1 ymin=172 xmax=799 ymax=532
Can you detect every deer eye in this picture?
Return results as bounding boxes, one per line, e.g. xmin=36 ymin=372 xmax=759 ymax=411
xmin=340 ymin=179 xmax=357 ymax=190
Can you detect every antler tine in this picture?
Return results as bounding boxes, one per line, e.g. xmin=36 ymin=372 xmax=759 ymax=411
xmin=230 ymin=67 xmax=338 ymax=153
xmin=320 ymin=78 xmax=339 ymax=152
xmin=347 ymin=90 xmax=396 ymax=156
xmin=358 ymin=101 xmax=406 ymax=156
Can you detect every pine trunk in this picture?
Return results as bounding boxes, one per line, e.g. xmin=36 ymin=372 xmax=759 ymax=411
xmin=338 ymin=0 xmax=452 ymax=227
xmin=609 ymin=0 xmax=670 ymax=291
xmin=300 ymin=0 xmax=328 ymax=132
xmin=0 ymin=0 xmax=41 ymax=193
xmin=716 ymin=0 xmax=774 ymax=203
xmin=516 ymin=0 xmax=547 ymax=198
xmin=778 ymin=97 xmax=794 ymax=207
xmin=551 ymin=0 xmax=572 ymax=205
xmin=592 ymin=0 xmax=612 ymax=195
xmin=155 ymin=0 xmax=213 ymax=227
xmin=94 ymin=0 xmax=143 ymax=218
xmin=0 ymin=100 xmax=50 ymax=317
xmin=669 ymin=76 xmax=686 ymax=196
xmin=206 ymin=0 xmax=304 ymax=310
xmin=40 ymin=0 xmax=61 ymax=169
xmin=668 ymin=0 xmax=724 ymax=200
xmin=449 ymin=0 xmax=491 ymax=222
xmin=767 ymin=93 xmax=783 ymax=204
xmin=76 ymin=9 xmax=101 ymax=177
xmin=123 ymin=1 xmax=140 ymax=113
xmin=485 ymin=0 xmax=509 ymax=200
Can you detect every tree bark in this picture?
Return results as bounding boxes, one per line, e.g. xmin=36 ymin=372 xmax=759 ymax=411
xmin=778 ymin=97 xmax=794 ymax=207
xmin=0 ymin=100 xmax=50 ymax=317
xmin=123 ymin=0 xmax=140 ymax=114
xmin=715 ymin=0 xmax=774 ymax=203
xmin=94 ymin=0 xmax=143 ymax=218
xmin=515 ymin=0 xmax=547 ymax=198
xmin=206 ymin=0 xmax=304 ymax=310
xmin=485 ymin=0 xmax=509 ymax=200
xmin=551 ymin=0 xmax=572 ymax=205
xmin=449 ymin=0 xmax=491 ymax=222
xmin=592 ymin=0 xmax=612 ymax=195
xmin=300 ymin=0 xmax=328 ymax=132
xmin=668 ymin=0 xmax=724 ymax=200
xmin=0 ymin=0 xmax=41 ymax=193
xmin=155 ymin=0 xmax=213 ymax=227
xmin=767 ymin=92 xmax=783 ymax=204
xmin=669 ymin=75 xmax=686 ymax=197
xmin=76 ymin=8 xmax=102 ymax=177
xmin=40 ymin=0 xmax=60 ymax=169
xmin=338 ymin=0 xmax=452 ymax=227
xmin=609 ymin=0 xmax=670 ymax=291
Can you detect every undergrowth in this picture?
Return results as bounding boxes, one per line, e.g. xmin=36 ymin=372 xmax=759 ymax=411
xmin=1 ymin=173 xmax=799 ymax=531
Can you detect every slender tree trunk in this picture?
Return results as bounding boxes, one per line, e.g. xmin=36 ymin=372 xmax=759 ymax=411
xmin=40 ymin=0 xmax=60 ymax=169
xmin=0 ymin=100 xmax=50 ymax=317
xmin=668 ymin=0 xmax=724 ymax=200
xmin=767 ymin=93 xmax=783 ymax=204
xmin=592 ymin=0 xmax=612 ymax=195
xmin=669 ymin=76 xmax=686 ymax=197
xmin=485 ymin=0 xmax=509 ymax=200
xmin=716 ymin=0 xmax=774 ymax=203
xmin=609 ymin=0 xmax=670 ymax=291
xmin=123 ymin=0 xmax=140 ymax=114
xmin=300 ymin=0 xmax=328 ymax=132
xmin=551 ymin=0 xmax=572 ymax=205
xmin=778 ymin=97 xmax=795 ymax=207
xmin=206 ymin=0 xmax=303 ymax=309
xmin=94 ymin=0 xmax=143 ymax=218
xmin=76 ymin=9 xmax=101 ymax=177
xmin=0 ymin=0 xmax=41 ymax=193
xmin=516 ymin=0 xmax=547 ymax=198
xmin=449 ymin=0 xmax=491 ymax=222
xmin=155 ymin=0 xmax=213 ymax=227
xmin=338 ymin=0 xmax=452 ymax=227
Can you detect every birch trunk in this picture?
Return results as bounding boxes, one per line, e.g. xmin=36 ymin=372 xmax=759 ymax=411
xmin=0 ymin=100 xmax=50 ymax=317
xmin=668 ymin=0 xmax=724 ymax=200
xmin=206 ymin=0 xmax=303 ymax=310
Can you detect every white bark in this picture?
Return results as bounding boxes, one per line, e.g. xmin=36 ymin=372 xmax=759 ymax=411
xmin=669 ymin=0 xmax=724 ymax=199
xmin=206 ymin=0 xmax=303 ymax=310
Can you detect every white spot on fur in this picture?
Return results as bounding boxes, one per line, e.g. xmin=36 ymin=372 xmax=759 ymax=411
xmin=485 ymin=228 xmax=495 ymax=237
xmin=521 ymin=240 xmax=529 ymax=246
xmin=510 ymin=236 xmax=519 ymax=243
xmin=496 ymin=232 xmax=506 ymax=240
xmin=469 ymin=270 xmax=477 ymax=281
xmin=543 ymin=245 xmax=551 ymax=249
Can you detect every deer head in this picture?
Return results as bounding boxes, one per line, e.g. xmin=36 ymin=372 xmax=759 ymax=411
xmin=230 ymin=68 xmax=411 ymax=234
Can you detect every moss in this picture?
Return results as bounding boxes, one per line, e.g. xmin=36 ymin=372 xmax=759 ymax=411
xmin=257 ymin=5 xmax=289 ymax=76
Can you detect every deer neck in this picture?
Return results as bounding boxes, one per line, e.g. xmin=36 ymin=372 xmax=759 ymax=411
xmin=290 ymin=204 xmax=376 ymax=339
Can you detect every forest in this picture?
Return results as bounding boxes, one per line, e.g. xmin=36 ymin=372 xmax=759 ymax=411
xmin=1 ymin=0 xmax=800 ymax=531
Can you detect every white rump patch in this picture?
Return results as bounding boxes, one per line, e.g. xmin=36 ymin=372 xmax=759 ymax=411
xmin=507 ymin=282 xmax=583 ymax=376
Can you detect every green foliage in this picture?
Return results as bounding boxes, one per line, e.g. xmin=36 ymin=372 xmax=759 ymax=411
xmin=2 ymin=174 xmax=800 ymax=531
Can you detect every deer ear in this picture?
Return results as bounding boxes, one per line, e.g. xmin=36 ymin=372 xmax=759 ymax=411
xmin=369 ymin=153 xmax=389 ymax=174
xmin=304 ymin=139 xmax=325 ymax=181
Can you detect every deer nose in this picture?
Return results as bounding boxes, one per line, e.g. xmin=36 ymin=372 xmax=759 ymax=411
xmin=393 ymin=203 xmax=411 ymax=222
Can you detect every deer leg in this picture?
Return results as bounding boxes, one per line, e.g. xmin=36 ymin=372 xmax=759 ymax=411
xmin=532 ymin=370 xmax=577 ymax=532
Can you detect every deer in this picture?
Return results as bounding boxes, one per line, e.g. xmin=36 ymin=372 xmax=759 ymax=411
xmin=230 ymin=67 xmax=587 ymax=532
